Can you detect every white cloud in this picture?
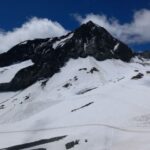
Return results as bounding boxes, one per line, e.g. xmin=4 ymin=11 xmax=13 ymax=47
xmin=74 ymin=9 xmax=150 ymax=44
xmin=0 ymin=17 xmax=68 ymax=53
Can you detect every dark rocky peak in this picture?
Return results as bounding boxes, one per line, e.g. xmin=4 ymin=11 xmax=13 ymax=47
xmin=74 ymin=21 xmax=110 ymax=36
xmin=0 ymin=38 xmax=51 ymax=67
xmin=82 ymin=20 xmax=96 ymax=26
xmin=73 ymin=21 xmax=113 ymax=41
xmin=61 ymin=21 xmax=133 ymax=62
xmin=0 ymin=21 xmax=133 ymax=92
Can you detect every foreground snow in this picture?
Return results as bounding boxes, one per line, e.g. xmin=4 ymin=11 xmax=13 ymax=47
xmin=0 ymin=57 xmax=150 ymax=149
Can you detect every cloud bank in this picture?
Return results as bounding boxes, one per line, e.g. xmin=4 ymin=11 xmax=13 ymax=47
xmin=0 ymin=17 xmax=68 ymax=53
xmin=74 ymin=9 xmax=150 ymax=44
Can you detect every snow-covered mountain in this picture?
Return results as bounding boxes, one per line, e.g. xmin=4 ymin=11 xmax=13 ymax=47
xmin=0 ymin=21 xmax=133 ymax=92
xmin=0 ymin=21 xmax=150 ymax=150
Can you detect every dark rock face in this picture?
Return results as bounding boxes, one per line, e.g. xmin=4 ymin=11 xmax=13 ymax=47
xmin=146 ymin=71 xmax=150 ymax=74
xmin=138 ymin=51 xmax=150 ymax=59
xmin=0 ymin=21 xmax=133 ymax=92
xmin=65 ymin=140 xmax=79 ymax=149
xmin=71 ymin=102 xmax=94 ymax=112
xmin=3 ymin=135 xmax=66 ymax=150
xmin=0 ymin=38 xmax=50 ymax=67
xmin=131 ymin=73 xmax=144 ymax=80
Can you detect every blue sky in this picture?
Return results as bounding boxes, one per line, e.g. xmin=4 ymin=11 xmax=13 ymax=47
xmin=0 ymin=0 xmax=150 ymax=52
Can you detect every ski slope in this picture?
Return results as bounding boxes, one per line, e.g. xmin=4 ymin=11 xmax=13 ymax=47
xmin=0 ymin=57 xmax=150 ymax=150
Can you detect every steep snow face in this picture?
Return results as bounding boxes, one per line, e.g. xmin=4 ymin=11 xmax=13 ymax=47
xmin=114 ymin=43 xmax=120 ymax=51
xmin=0 ymin=60 xmax=33 ymax=83
xmin=0 ymin=57 xmax=150 ymax=149
xmin=53 ymin=33 xmax=73 ymax=49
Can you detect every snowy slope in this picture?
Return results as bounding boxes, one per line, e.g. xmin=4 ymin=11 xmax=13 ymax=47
xmin=0 ymin=60 xmax=33 ymax=83
xmin=0 ymin=57 xmax=150 ymax=149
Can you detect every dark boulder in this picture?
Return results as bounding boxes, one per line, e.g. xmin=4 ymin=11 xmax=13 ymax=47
xmin=131 ymin=73 xmax=144 ymax=80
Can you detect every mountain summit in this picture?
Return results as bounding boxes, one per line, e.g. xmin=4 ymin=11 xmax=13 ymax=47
xmin=0 ymin=21 xmax=133 ymax=91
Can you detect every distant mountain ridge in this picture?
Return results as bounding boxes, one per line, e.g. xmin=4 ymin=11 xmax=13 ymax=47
xmin=138 ymin=51 xmax=150 ymax=59
xmin=0 ymin=21 xmax=133 ymax=91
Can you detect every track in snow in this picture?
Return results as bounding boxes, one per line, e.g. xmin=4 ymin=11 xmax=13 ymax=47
xmin=1 ymin=123 xmax=150 ymax=134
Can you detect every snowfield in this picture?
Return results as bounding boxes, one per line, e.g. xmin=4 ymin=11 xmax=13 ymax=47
xmin=0 ymin=60 xmax=33 ymax=83
xmin=0 ymin=57 xmax=150 ymax=150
